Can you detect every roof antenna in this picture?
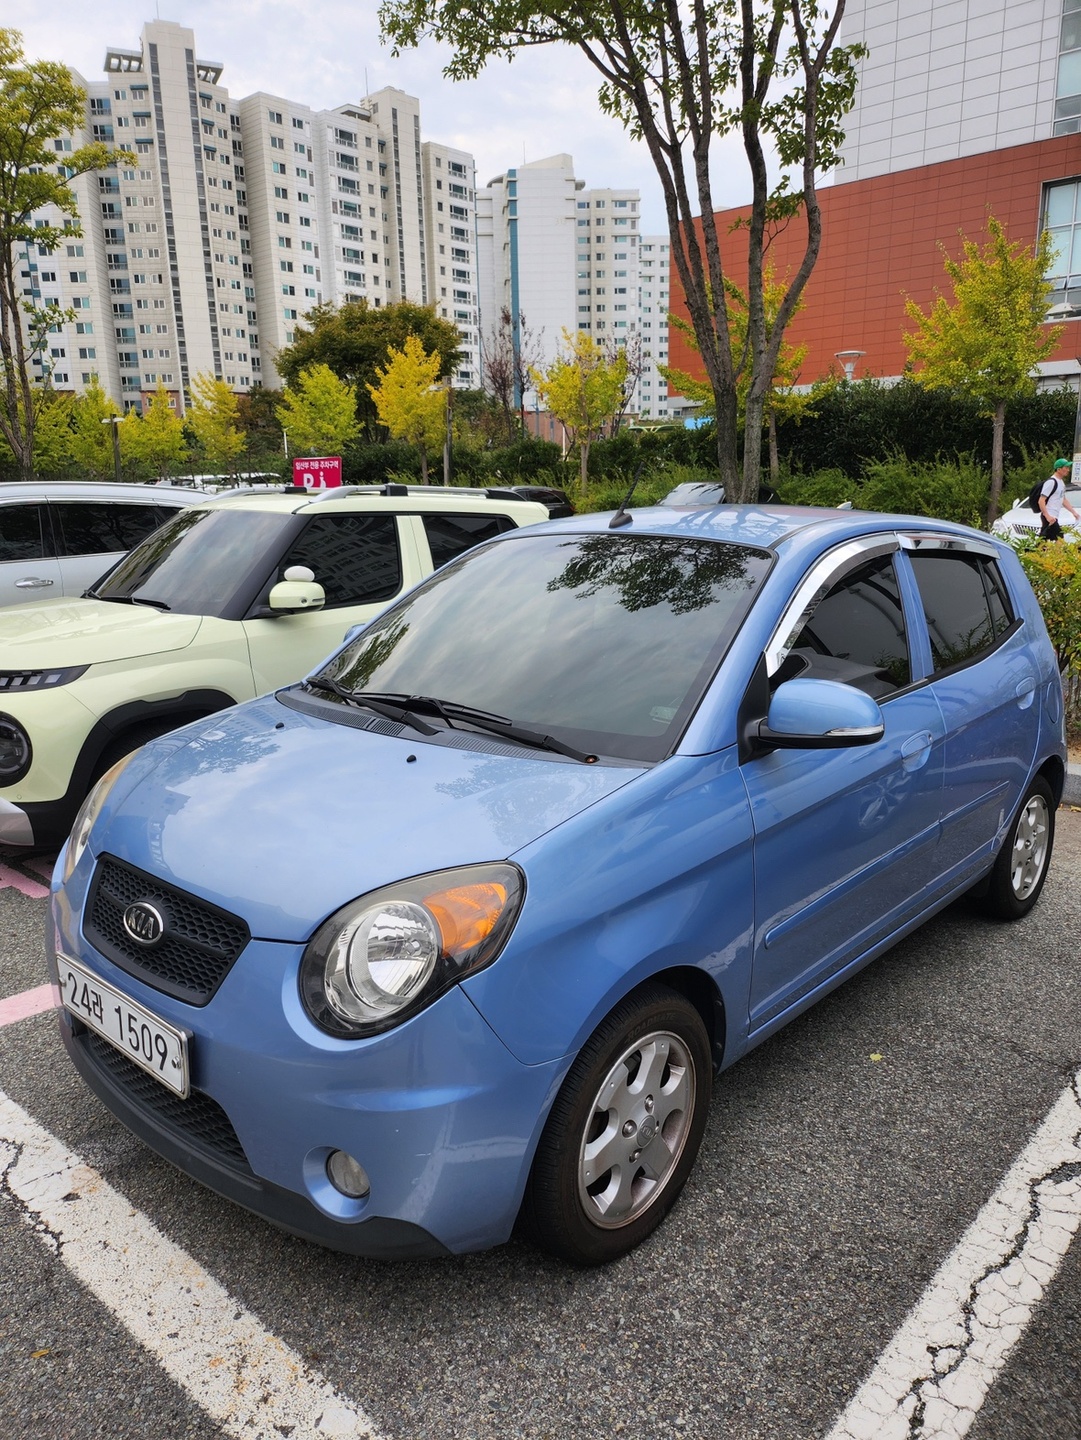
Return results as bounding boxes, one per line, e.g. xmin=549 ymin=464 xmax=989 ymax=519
xmin=608 ymin=461 xmax=645 ymax=529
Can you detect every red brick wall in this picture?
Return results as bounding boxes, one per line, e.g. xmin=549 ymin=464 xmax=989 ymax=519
xmin=668 ymin=135 xmax=1081 ymax=387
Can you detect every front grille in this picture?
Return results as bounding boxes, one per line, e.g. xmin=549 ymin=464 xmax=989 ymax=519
xmin=84 ymin=855 xmax=250 ymax=1006
xmin=81 ymin=1030 xmax=252 ymax=1173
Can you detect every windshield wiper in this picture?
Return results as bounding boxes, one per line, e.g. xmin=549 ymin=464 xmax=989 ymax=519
xmin=86 ymin=593 xmax=171 ymax=611
xmin=303 ymin=678 xmax=438 ymax=736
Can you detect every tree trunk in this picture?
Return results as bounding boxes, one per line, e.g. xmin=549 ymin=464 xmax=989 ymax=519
xmin=986 ymin=398 xmax=1006 ymax=527
xmin=768 ymin=410 xmax=779 ymax=487
xmin=579 ymin=439 xmax=589 ymax=491
xmin=419 ymin=448 xmax=429 ymax=484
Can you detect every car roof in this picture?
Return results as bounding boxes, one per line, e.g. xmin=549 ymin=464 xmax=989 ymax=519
xmin=0 ymin=481 xmax=208 ymax=502
xmin=525 ymin=502 xmax=1001 ymax=553
xmin=199 ymin=484 xmax=551 ymax=521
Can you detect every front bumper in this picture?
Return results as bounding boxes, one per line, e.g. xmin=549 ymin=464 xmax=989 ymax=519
xmin=0 ymin=798 xmax=34 ymax=846
xmin=49 ymin=883 xmax=563 ymax=1258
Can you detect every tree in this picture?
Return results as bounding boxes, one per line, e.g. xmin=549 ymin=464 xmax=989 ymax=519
xmin=277 ymin=300 xmax=461 ymax=438
xmin=68 ymin=378 xmax=120 ymax=479
xmin=367 ymin=334 xmax=446 ymax=482
xmin=187 ymin=372 xmax=244 ymax=475
xmin=31 ymin=391 xmax=76 ymax=476
xmin=277 ymin=363 xmax=361 ymax=456
xmin=379 ymin=0 xmax=863 ymax=502
xmin=482 ymin=306 xmax=544 ymax=440
xmin=664 ymin=266 xmax=811 ymax=482
xmin=530 ymin=329 xmax=628 ymax=488
xmin=122 ymin=385 xmax=186 ymax=480
xmin=903 ymin=215 xmax=1062 ymax=525
xmin=0 ymin=29 xmax=123 ymax=478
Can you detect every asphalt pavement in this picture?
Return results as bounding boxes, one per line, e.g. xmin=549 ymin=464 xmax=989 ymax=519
xmin=1 ymin=817 xmax=1079 ymax=1440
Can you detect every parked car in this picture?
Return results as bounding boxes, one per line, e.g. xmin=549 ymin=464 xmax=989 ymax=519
xmin=485 ymin=484 xmax=576 ymax=518
xmin=0 ymin=484 xmax=547 ymax=848
xmin=0 ymin=481 xmax=205 ymax=607
xmin=992 ymin=487 xmax=1081 ymax=542
xmin=49 ymin=505 xmax=1064 ymax=1265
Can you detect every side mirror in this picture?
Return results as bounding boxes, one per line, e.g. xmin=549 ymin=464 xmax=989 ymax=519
xmin=758 ymin=677 xmax=884 ymax=750
xmin=268 ymin=564 xmax=325 ymax=614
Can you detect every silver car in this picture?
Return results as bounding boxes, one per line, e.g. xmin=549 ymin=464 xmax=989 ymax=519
xmin=0 ymin=482 xmax=205 ymax=606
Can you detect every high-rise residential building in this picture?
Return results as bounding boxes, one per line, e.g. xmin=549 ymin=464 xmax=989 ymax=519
xmin=669 ymin=1 xmax=1081 ymax=390
xmin=17 ymin=19 xmax=478 ymax=415
xmin=476 ymin=155 xmax=664 ymax=416
xmin=637 ymin=237 xmax=672 ymax=419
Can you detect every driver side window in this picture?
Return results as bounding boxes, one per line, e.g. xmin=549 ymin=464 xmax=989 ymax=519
xmin=777 ymin=554 xmax=911 ymax=697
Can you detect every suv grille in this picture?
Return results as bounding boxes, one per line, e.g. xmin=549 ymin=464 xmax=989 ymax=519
xmin=84 ymin=855 xmax=250 ymax=1006
xmin=80 ymin=1030 xmax=251 ymax=1173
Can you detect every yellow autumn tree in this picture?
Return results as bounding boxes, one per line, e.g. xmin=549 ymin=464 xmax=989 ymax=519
xmin=122 ymin=384 xmax=186 ymax=480
xmin=530 ymin=329 xmax=628 ymax=489
xmin=367 ymin=334 xmax=445 ymax=482
xmin=188 ymin=372 xmax=244 ymax=475
xmin=277 ymin=363 xmax=360 ymax=457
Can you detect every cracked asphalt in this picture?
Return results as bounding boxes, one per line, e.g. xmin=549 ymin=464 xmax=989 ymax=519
xmin=1 ymin=817 xmax=1079 ymax=1440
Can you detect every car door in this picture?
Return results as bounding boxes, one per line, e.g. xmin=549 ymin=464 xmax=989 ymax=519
xmin=901 ymin=537 xmax=1039 ymax=882
xmin=242 ymin=511 xmax=423 ymax=694
xmin=50 ymin=500 xmax=176 ymax=596
xmin=0 ymin=502 xmax=62 ymax=605
xmin=741 ymin=542 xmax=946 ymax=1034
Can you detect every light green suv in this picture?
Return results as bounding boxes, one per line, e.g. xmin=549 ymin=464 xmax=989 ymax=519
xmin=0 ymin=484 xmax=548 ymax=848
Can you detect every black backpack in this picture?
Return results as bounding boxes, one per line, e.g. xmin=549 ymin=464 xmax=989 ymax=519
xmin=1028 ymin=479 xmax=1049 ymax=513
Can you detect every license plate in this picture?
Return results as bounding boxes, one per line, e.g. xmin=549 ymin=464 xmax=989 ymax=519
xmin=57 ymin=953 xmax=190 ymax=1098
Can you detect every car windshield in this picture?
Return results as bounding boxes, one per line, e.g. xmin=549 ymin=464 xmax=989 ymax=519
xmin=92 ymin=507 xmax=295 ymax=618
xmin=317 ymin=530 xmax=771 ymax=762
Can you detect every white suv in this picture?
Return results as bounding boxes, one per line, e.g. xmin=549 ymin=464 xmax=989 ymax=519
xmin=0 ymin=484 xmax=548 ymax=848
xmin=0 ymin=481 xmax=205 ymax=606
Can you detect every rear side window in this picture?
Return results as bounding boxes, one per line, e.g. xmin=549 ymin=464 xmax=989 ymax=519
xmin=422 ymin=513 xmax=516 ymax=570
xmin=0 ymin=504 xmax=46 ymax=561
xmin=908 ymin=551 xmax=1015 ymax=672
xmin=280 ymin=514 xmax=401 ymax=607
xmin=53 ymin=502 xmax=167 ymax=557
xmin=784 ymin=554 xmax=911 ymax=696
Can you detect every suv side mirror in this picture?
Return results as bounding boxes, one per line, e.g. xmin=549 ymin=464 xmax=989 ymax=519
xmin=267 ymin=565 xmax=325 ymax=615
xmin=758 ymin=677 xmax=884 ymax=750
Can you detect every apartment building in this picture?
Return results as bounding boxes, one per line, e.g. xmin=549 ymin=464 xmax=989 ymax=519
xmin=475 ymin=155 xmax=666 ymax=417
xmin=636 ymin=237 xmax=672 ymax=419
xmin=19 ymin=19 xmax=479 ymax=412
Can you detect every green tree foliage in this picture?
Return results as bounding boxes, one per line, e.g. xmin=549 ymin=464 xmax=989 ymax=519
xmin=277 ymin=300 xmax=461 ymax=438
xmin=379 ymin=0 xmax=864 ymax=503
xmin=367 ymin=334 xmax=446 ymax=482
xmin=68 ymin=379 xmax=121 ymax=479
xmin=903 ymin=215 xmax=1062 ymax=524
xmin=277 ymin=363 xmax=361 ymax=457
xmin=0 ymin=29 xmax=127 ymax=478
xmin=530 ymin=330 xmax=629 ymax=488
xmin=187 ymin=372 xmax=244 ymax=474
xmin=31 ymin=391 xmax=76 ymax=476
xmin=122 ymin=385 xmax=187 ymax=480
xmin=1015 ymin=539 xmax=1081 ymax=675
xmin=775 ymin=378 xmax=1076 ymax=484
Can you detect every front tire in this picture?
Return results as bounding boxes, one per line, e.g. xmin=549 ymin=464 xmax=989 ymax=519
xmin=981 ymin=775 xmax=1055 ymax=920
xmin=521 ymin=984 xmax=711 ymax=1265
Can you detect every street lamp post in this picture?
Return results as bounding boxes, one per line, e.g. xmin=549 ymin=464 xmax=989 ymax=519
xmin=100 ymin=415 xmax=122 ymax=485
xmin=834 ymin=349 xmax=866 ymax=383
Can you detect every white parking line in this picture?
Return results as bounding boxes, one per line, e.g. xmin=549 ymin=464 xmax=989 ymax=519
xmin=0 ymin=1088 xmax=382 ymax=1440
xmin=826 ymin=1069 xmax=1081 ymax=1439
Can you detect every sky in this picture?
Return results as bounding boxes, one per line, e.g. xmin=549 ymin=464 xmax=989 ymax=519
xmin=8 ymin=0 xmax=757 ymax=236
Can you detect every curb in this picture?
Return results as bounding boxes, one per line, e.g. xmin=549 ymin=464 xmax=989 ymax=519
xmin=1064 ymin=762 xmax=1081 ymax=808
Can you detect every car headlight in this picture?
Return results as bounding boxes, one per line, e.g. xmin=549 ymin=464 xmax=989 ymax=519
xmin=61 ymin=752 xmax=138 ymax=884
xmin=0 ymin=714 xmax=31 ymax=786
xmin=300 ymin=863 xmax=525 ymax=1038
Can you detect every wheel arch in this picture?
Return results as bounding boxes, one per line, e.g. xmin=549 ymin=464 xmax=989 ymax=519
xmin=75 ymin=688 xmax=237 ymax=791
xmin=1036 ymin=752 xmax=1065 ymax=807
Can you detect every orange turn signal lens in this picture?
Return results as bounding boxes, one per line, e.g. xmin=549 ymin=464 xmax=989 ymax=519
xmin=424 ymin=881 xmax=508 ymax=957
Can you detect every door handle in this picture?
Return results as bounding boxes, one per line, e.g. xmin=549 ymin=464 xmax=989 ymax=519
xmin=900 ymin=730 xmax=933 ymax=771
xmin=14 ymin=577 xmax=55 ymax=588
xmin=1015 ymin=677 xmax=1036 ymax=709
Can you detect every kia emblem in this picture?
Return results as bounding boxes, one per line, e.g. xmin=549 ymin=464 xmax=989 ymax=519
xmin=122 ymin=900 xmax=165 ymax=947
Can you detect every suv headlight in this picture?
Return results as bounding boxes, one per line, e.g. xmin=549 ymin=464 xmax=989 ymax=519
xmin=0 ymin=715 xmax=31 ymax=785
xmin=300 ymin=863 xmax=524 ymax=1038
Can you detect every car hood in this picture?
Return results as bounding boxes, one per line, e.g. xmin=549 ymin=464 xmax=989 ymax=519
xmin=94 ymin=693 xmax=645 ymax=941
xmin=0 ymin=598 xmax=203 ymax=667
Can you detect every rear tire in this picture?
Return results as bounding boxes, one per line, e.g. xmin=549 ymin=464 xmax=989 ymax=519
xmin=981 ymin=775 xmax=1054 ymax=920
xmin=521 ymin=984 xmax=711 ymax=1266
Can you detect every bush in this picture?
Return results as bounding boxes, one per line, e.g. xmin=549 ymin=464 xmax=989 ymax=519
xmin=1015 ymin=539 xmax=1081 ymax=674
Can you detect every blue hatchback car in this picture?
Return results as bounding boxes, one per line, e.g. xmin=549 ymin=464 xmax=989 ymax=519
xmin=49 ymin=506 xmax=1064 ymax=1264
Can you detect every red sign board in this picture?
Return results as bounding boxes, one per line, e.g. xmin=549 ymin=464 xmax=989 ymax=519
xmin=292 ymin=456 xmax=343 ymax=489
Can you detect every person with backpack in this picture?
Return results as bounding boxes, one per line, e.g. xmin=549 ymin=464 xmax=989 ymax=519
xmin=1031 ymin=459 xmax=1079 ymax=540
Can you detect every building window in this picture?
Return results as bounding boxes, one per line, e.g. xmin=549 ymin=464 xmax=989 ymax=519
xmin=268 ymin=109 xmax=283 ymax=124
xmin=1043 ymin=179 xmax=1081 ymax=313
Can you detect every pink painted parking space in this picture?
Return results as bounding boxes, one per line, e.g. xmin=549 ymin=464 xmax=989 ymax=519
xmin=0 ymin=984 xmax=54 ymax=1027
